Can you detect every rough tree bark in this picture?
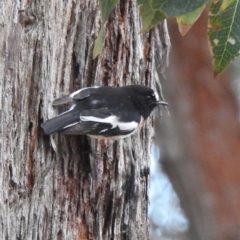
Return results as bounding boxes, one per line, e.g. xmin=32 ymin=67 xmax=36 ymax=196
xmin=157 ymin=13 xmax=240 ymax=240
xmin=0 ymin=1 xmax=169 ymax=239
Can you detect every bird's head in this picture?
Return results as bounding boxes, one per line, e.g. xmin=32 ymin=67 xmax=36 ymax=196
xmin=123 ymin=85 xmax=168 ymax=119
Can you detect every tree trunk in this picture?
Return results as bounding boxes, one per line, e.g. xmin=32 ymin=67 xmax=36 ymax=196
xmin=0 ymin=1 xmax=169 ymax=239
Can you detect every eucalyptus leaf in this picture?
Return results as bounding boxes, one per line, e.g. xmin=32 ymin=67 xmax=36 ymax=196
xmin=93 ymin=28 xmax=104 ymax=58
xmin=151 ymin=0 xmax=208 ymax=17
xmin=99 ymin=0 xmax=118 ymax=22
xmin=208 ymin=0 xmax=240 ymax=74
xmin=138 ymin=0 xmax=165 ymax=32
xmin=177 ymin=5 xmax=205 ymax=35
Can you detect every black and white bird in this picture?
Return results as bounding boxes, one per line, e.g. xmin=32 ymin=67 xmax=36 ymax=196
xmin=41 ymin=85 xmax=167 ymax=139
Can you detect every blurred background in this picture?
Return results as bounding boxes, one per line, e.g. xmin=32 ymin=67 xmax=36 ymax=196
xmin=149 ymin=10 xmax=240 ymax=240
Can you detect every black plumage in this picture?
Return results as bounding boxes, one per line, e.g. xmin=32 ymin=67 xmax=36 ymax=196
xmin=41 ymin=85 xmax=167 ymax=139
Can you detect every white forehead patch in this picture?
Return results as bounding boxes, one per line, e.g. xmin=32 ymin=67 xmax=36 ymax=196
xmin=153 ymin=91 xmax=159 ymax=101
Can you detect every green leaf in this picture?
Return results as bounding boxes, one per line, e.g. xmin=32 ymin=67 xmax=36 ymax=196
xmin=177 ymin=5 xmax=205 ymax=35
xmin=220 ymin=0 xmax=235 ymax=11
xmin=208 ymin=0 xmax=240 ymax=75
xmin=99 ymin=0 xmax=118 ymax=22
xmin=93 ymin=28 xmax=104 ymax=58
xmin=149 ymin=10 xmax=166 ymax=29
xmin=138 ymin=0 xmax=165 ymax=31
xmin=138 ymin=1 xmax=155 ymax=31
xmin=95 ymin=0 xmax=118 ymax=57
xmin=151 ymin=0 xmax=208 ymax=17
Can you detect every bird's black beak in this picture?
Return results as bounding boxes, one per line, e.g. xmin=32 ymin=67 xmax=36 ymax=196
xmin=157 ymin=100 xmax=168 ymax=106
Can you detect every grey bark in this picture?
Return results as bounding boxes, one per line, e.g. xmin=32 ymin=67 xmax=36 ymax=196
xmin=0 ymin=1 xmax=169 ymax=239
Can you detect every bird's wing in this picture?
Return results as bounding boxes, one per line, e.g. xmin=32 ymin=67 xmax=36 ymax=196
xmin=71 ymin=86 xmax=100 ymax=100
xmin=52 ymin=86 xmax=100 ymax=106
xmin=60 ymin=108 xmax=139 ymax=137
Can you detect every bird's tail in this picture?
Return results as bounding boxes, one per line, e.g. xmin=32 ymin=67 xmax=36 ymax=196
xmin=41 ymin=110 xmax=79 ymax=135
